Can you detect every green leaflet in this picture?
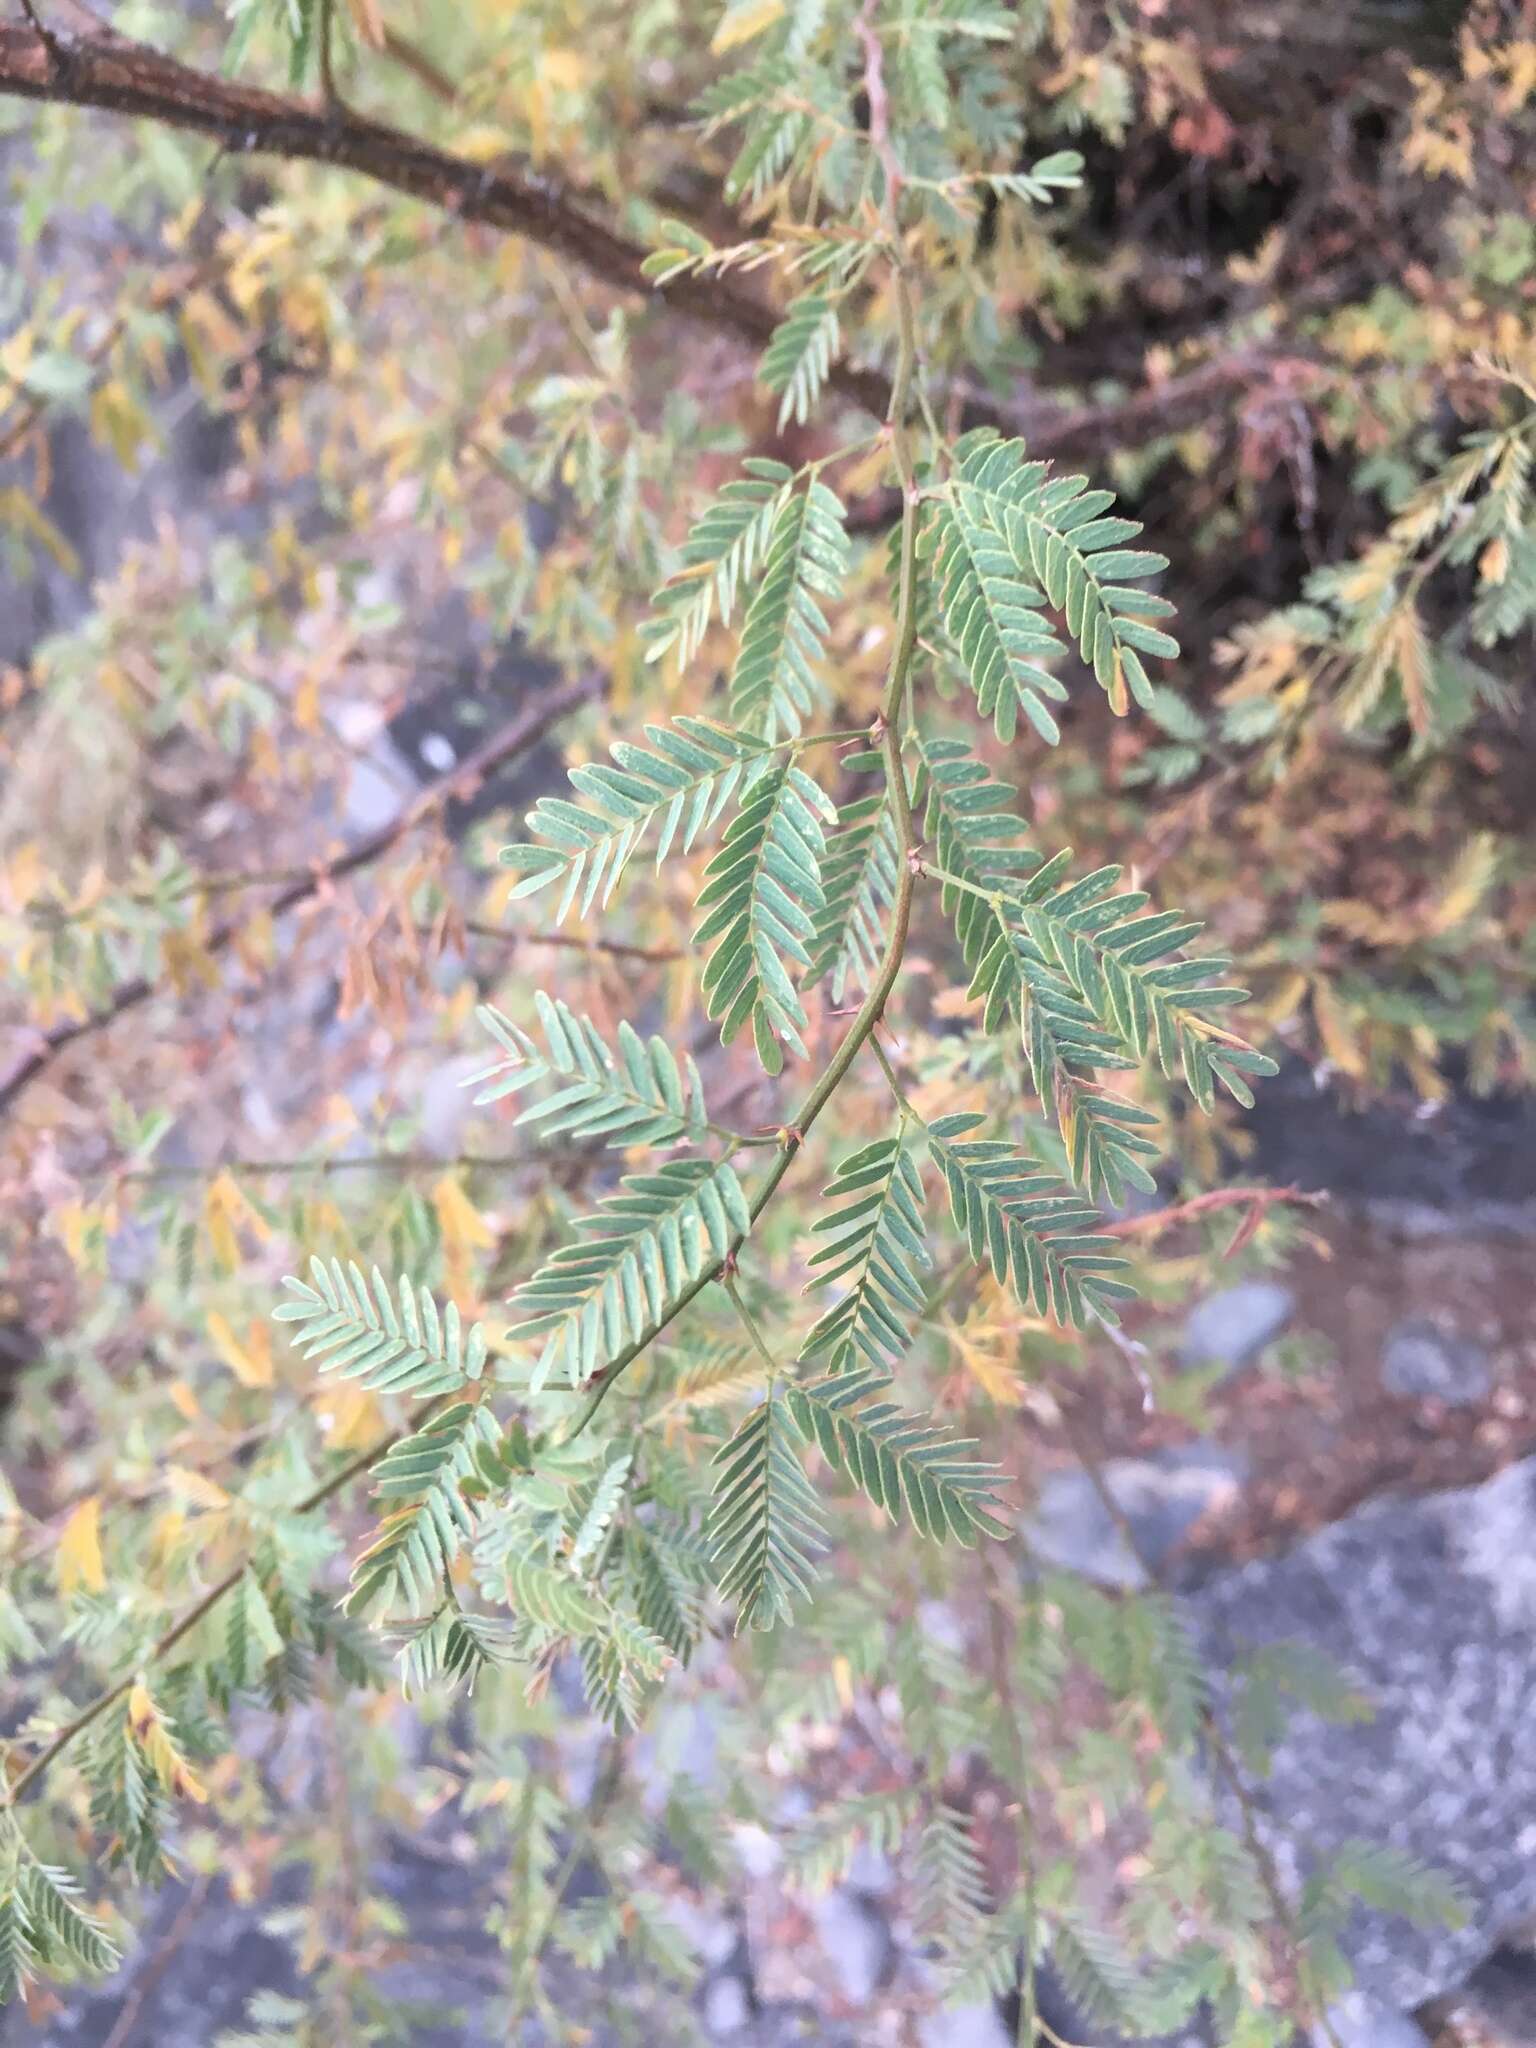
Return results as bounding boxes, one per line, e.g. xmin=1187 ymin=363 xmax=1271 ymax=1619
xmin=728 ymin=482 xmax=848 ymax=741
xmin=625 ymin=1524 xmax=707 ymax=1663
xmin=506 ymin=1158 xmax=751 ymax=1390
xmin=643 ymin=459 xmax=792 ymax=669
xmin=805 ymin=786 xmax=900 ymax=1004
xmin=937 ymin=427 xmax=1180 ymax=724
xmin=397 ymin=1608 xmax=520 ymax=1697
xmin=273 ymin=1260 xmax=487 ymax=1396
xmin=915 ymin=732 xmax=1261 ymax=1185
xmin=783 ymin=1786 xmax=921 ymax=1892
xmin=915 ymin=729 xmax=1037 ymax=1027
xmin=1006 ymin=851 xmax=1277 ymax=1112
xmin=927 ymin=1112 xmax=1134 ymax=1326
xmin=4 ymin=1862 xmax=118 ymax=1995
xmin=927 ymin=478 xmax=1070 ymax=743
xmin=914 ymin=1802 xmax=991 ymax=1960
xmin=695 ymin=756 xmax=836 ymax=1069
xmin=346 ymin=1400 xmax=503 ymax=1616
xmin=500 ymin=717 xmax=769 ymax=922
xmin=787 ymin=1367 xmax=1006 ymax=1544
xmin=800 ymin=1133 xmax=929 ymax=1376
xmin=760 ymin=292 xmax=841 ymax=428
xmin=468 ymin=994 xmax=713 ymax=1148
xmin=709 ymin=1383 xmax=824 ymax=1631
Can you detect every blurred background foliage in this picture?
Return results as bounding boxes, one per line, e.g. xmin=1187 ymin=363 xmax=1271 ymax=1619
xmin=1 ymin=0 xmax=1535 ymax=2041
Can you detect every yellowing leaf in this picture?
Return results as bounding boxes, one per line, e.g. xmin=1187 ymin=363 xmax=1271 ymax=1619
xmin=58 ymin=1496 xmax=106 ymax=1594
xmin=711 ymin=0 xmax=784 ymax=52
xmin=1424 ymin=832 xmax=1498 ymax=937
xmin=206 ymin=1311 xmax=274 ymax=1389
xmin=128 ymin=1683 xmax=209 ymax=1804
xmin=541 ymin=48 xmax=587 ymax=90
xmin=433 ymin=1175 xmax=494 ymax=1254
xmin=1312 ymin=981 xmax=1367 ymax=1079
xmin=315 ymin=1380 xmax=383 ymax=1448
xmin=164 ymin=1465 xmax=233 ymax=1512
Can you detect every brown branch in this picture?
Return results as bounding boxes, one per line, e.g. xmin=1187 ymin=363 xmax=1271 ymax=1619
xmin=0 ymin=21 xmax=1313 ymax=461
xmin=1102 ymin=1182 xmax=1327 ymax=1245
xmin=0 ymin=671 xmax=598 ymax=1123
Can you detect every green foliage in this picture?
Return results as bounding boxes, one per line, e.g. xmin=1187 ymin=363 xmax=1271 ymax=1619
xmin=806 ymin=787 xmax=900 ymax=1003
xmin=927 ymin=1112 xmax=1134 ymax=1324
xmin=274 ymin=1260 xmax=487 ymax=1395
xmin=727 ymin=482 xmax=849 ymax=740
xmin=644 ymin=461 xmax=791 ymax=670
xmin=787 ymin=1367 xmax=1005 ymax=1542
xmin=783 ymin=1785 xmax=921 ymax=1891
xmin=346 ymin=1399 xmax=502 ymax=1614
xmin=760 ymin=293 xmax=842 ymax=429
xmin=695 ymin=756 xmax=836 ymax=1067
xmin=507 ymin=1159 xmax=751 ymax=1389
xmin=800 ymin=1132 xmax=929 ymax=1375
xmin=469 ymin=995 xmax=714 ymax=1147
xmin=709 ymin=1383 xmax=825 ymax=1630
xmin=502 ymin=718 xmax=769 ymax=917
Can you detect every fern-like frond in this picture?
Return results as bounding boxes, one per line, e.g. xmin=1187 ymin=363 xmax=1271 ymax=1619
xmin=499 ymin=1556 xmax=608 ymax=1634
xmin=625 ymin=1524 xmax=707 ymax=1662
xmin=396 ymin=1608 xmax=520 ymax=1697
xmin=695 ymin=757 xmax=835 ymax=1070
xmin=273 ymin=1260 xmax=486 ymax=1396
xmin=468 ymin=995 xmax=713 ymax=1148
xmin=787 ymin=1368 xmax=1006 ymax=1544
xmin=500 ymin=718 xmax=769 ymax=922
xmin=801 ymin=1133 xmax=929 ymax=1375
xmin=784 ymin=1785 xmax=921 ymax=1891
xmin=580 ymin=1608 xmax=673 ymax=1729
xmin=346 ymin=1400 xmax=502 ymax=1615
xmin=566 ymin=1451 xmax=633 ymax=1575
xmin=761 ymin=292 xmax=841 ymax=428
xmin=915 ymin=731 xmax=1037 ymax=1027
xmin=942 ymin=427 xmax=1180 ymax=715
xmin=914 ymin=1802 xmax=991 ymax=1958
xmin=1046 ymin=1920 xmax=1150 ymax=2034
xmin=507 ymin=1159 xmax=751 ymax=1390
xmin=806 ymin=787 xmax=900 ymax=1003
xmin=709 ymin=1383 xmax=825 ymax=1630
xmin=643 ymin=459 xmax=791 ymax=669
xmin=729 ymin=482 xmax=848 ymax=740
xmin=926 ymin=477 xmax=1069 ymax=743
xmin=0 ymin=1877 xmax=37 ymax=2008
xmin=19 ymin=1862 xmax=119 ymax=1980
xmin=927 ymin=1113 xmax=1134 ymax=1325
xmin=1008 ymin=852 xmax=1276 ymax=1111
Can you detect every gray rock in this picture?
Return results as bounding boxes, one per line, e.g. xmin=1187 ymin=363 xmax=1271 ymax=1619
xmin=918 ymin=2000 xmax=1014 ymax=2048
xmin=1314 ymin=1993 xmax=1430 ymax=2048
xmin=810 ymin=1888 xmax=893 ymax=2005
xmin=703 ymin=1972 xmax=752 ymax=2036
xmin=1380 ymin=1319 xmax=1492 ymax=1406
xmin=1179 ymin=1282 xmax=1294 ymax=1376
xmin=1455 ymin=1947 xmax=1536 ymax=2046
xmin=1187 ymin=1456 xmax=1536 ymax=2013
xmin=1023 ymin=1445 xmax=1250 ymax=1589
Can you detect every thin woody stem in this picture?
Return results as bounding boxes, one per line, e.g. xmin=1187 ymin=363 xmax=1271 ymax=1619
xmin=2 ymin=1403 xmax=439 ymax=1808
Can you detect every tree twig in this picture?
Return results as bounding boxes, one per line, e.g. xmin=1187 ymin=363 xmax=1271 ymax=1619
xmin=0 ymin=21 xmax=1312 ymax=463
xmin=2 ymin=1399 xmax=439 ymax=1807
xmin=0 ymin=672 xmax=598 ymax=1123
